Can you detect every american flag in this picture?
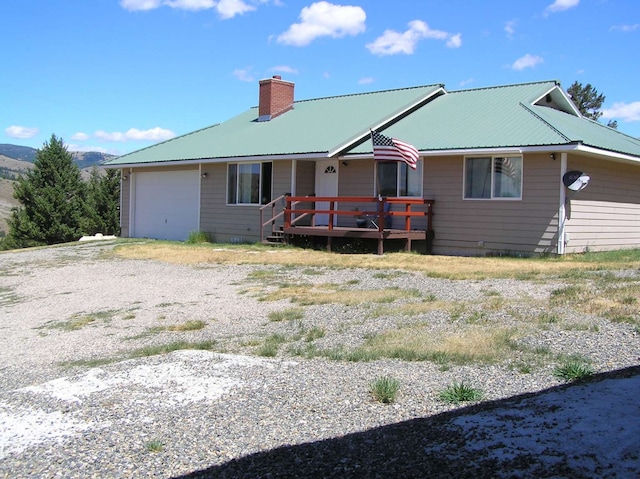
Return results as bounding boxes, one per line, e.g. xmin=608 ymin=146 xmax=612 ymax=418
xmin=371 ymin=130 xmax=419 ymax=170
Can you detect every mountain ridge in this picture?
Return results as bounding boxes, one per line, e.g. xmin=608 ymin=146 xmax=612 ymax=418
xmin=0 ymin=143 xmax=116 ymax=170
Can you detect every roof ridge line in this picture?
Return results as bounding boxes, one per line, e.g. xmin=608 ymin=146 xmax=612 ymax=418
xmin=450 ymin=79 xmax=560 ymax=94
xmin=293 ymin=83 xmax=445 ymax=105
xmin=519 ymin=102 xmax=572 ymax=142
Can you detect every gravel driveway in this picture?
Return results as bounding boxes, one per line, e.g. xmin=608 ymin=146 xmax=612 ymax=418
xmin=1 ymin=241 xmax=639 ymax=478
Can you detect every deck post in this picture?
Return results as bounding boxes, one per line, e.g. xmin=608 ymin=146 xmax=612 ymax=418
xmin=328 ymin=200 xmax=335 ymax=231
xmin=284 ymin=197 xmax=291 ymax=229
xmin=405 ymin=203 xmax=411 ymax=231
xmin=327 ymin=236 xmax=332 ymax=252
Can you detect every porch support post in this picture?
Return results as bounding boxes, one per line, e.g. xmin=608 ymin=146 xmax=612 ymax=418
xmin=558 ymin=153 xmax=568 ymax=255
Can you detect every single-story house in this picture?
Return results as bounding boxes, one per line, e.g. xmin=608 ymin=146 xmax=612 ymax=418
xmin=105 ymin=76 xmax=640 ymax=256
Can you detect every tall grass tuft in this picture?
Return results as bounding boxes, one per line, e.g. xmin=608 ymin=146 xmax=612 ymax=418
xmin=186 ymin=230 xmax=212 ymax=244
xmin=369 ymin=376 xmax=401 ymax=403
xmin=553 ymin=358 xmax=594 ymax=381
xmin=438 ymin=382 xmax=483 ymax=404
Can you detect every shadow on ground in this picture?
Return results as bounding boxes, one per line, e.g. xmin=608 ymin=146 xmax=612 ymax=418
xmin=174 ymin=365 xmax=640 ymax=479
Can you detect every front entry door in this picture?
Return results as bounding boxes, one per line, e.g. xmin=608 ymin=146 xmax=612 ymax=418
xmin=315 ymin=160 xmax=339 ymax=226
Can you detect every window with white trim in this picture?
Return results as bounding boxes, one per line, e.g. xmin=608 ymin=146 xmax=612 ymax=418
xmin=464 ymin=156 xmax=522 ymax=199
xmin=376 ymin=160 xmax=423 ymax=197
xmin=227 ymin=162 xmax=272 ymax=205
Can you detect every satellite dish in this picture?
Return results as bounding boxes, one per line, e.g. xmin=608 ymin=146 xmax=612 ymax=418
xmin=563 ymin=170 xmax=590 ymax=192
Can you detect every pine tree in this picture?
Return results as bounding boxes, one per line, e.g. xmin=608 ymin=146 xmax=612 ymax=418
xmin=567 ymin=81 xmax=618 ymax=129
xmin=85 ymin=167 xmax=121 ymax=236
xmin=5 ymin=135 xmax=89 ymax=248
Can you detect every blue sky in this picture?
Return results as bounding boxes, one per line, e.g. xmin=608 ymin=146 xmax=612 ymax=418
xmin=2 ymin=0 xmax=639 ymax=155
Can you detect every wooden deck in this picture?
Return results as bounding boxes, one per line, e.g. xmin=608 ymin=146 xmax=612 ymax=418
xmin=270 ymin=196 xmax=434 ymax=254
xmin=282 ymin=225 xmax=432 ymax=254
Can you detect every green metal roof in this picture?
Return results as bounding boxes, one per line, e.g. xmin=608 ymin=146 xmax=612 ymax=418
xmin=106 ymin=80 xmax=640 ymax=166
xmin=348 ymin=81 xmax=640 ymax=158
xmin=106 ymin=84 xmax=443 ymax=166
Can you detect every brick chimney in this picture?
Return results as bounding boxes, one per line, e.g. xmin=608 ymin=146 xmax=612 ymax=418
xmin=258 ymin=75 xmax=294 ymax=121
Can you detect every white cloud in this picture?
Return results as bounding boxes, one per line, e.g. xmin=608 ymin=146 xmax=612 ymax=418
xmin=269 ymin=65 xmax=299 ymax=75
xmin=545 ymin=0 xmax=579 ymax=14
xmin=358 ymin=77 xmax=374 ymax=85
xmin=233 ymin=68 xmax=255 ymax=82
xmin=165 ymin=0 xmax=216 ymax=10
xmin=505 ymin=20 xmax=516 ymax=39
xmin=120 ymin=0 xmax=163 ymax=11
xmin=216 ymin=0 xmax=254 ymax=18
xmin=277 ymin=2 xmax=366 ymax=47
xmin=5 ymin=125 xmax=39 ymax=139
xmin=71 ymin=132 xmax=90 ymax=141
xmin=366 ymin=20 xmax=461 ymax=56
xmin=446 ymin=33 xmax=462 ymax=48
xmin=610 ymin=24 xmax=640 ymax=32
xmin=512 ymin=53 xmax=544 ymax=71
xmin=94 ymin=127 xmax=175 ymax=142
xmin=120 ymin=0 xmax=260 ymax=18
xmin=459 ymin=78 xmax=474 ymax=87
xmin=601 ymin=102 xmax=640 ymax=122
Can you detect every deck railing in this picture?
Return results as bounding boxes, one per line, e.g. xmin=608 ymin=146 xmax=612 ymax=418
xmin=259 ymin=194 xmax=285 ymax=243
xmin=284 ymin=196 xmax=434 ymax=233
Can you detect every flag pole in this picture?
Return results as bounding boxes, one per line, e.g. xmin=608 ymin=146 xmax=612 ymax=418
xmin=371 ymin=130 xmax=381 ymax=199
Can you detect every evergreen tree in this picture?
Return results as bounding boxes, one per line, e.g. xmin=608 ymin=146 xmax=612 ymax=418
xmin=4 ymin=135 xmax=89 ymax=248
xmin=567 ymin=81 xmax=618 ymax=129
xmin=85 ymin=166 xmax=121 ymax=236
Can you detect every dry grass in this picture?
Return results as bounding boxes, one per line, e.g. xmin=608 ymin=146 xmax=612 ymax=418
xmin=257 ymin=282 xmax=418 ymax=305
xmin=113 ymin=242 xmax=640 ymax=280
xmin=356 ymin=325 xmax=521 ymax=365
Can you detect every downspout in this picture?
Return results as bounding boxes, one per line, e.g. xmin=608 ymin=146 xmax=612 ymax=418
xmin=557 ymin=153 xmax=567 ymax=255
xmin=119 ymin=168 xmax=124 ymax=236
xmin=291 ymin=159 xmax=297 ymax=196
xmin=128 ymin=168 xmax=135 ymax=238
xmin=197 ymin=164 xmax=202 ymax=232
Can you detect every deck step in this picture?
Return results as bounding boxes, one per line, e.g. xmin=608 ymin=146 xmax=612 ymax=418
xmin=264 ymin=229 xmax=286 ymax=246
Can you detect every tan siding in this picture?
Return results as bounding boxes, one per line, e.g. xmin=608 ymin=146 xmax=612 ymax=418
xmin=295 ymin=161 xmax=315 ymax=196
xmin=272 ymin=161 xmax=292 ymax=199
xmin=427 ymin=153 xmax=561 ymax=256
xmin=120 ymin=169 xmax=130 ymax=237
xmin=337 ymin=160 xmax=375 ymax=227
xmin=565 ymin=156 xmax=640 ymax=253
xmin=292 ymin=161 xmax=316 ymax=226
xmin=200 ymin=160 xmax=291 ymax=243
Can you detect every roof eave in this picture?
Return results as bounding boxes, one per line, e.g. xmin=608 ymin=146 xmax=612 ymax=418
xmin=104 ymin=152 xmax=331 ymax=169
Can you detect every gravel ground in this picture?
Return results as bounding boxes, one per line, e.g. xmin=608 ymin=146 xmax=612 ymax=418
xmin=0 ymin=241 xmax=639 ymax=478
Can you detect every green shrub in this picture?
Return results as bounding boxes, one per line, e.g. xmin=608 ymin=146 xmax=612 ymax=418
xmin=186 ymin=230 xmax=212 ymax=244
xmin=438 ymin=382 xmax=483 ymax=404
xmin=369 ymin=376 xmax=400 ymax=403
xmin=145 ymin=440 xmax=164 ymax=453
xmin=553 ymin=359 xmax=594 ymax=381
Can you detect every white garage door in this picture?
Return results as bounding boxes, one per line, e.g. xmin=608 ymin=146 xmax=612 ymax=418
xmin=132 ymin=170 xmax=200 ymax=241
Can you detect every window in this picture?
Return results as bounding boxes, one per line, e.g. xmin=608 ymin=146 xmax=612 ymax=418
xmin=376 ymin=161 xmax=422 ymax=197
xmin=227 ymin=162 xmax=272 ymax=205
xmin=464 ymin=156 xmax=522 ymax=199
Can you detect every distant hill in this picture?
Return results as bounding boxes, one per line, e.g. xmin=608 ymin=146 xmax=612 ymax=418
xmin=0 ymin=144 xmax=116 ymax=171
xmin=0 ymin=145 xmax=117 ymax=233
xmin=0 ymin=144 xmax=37 ymax=162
